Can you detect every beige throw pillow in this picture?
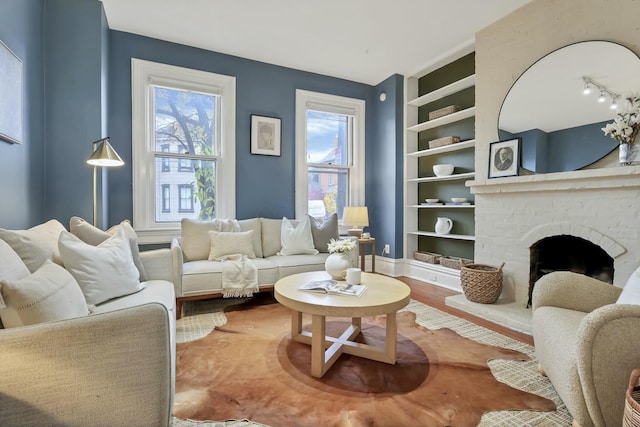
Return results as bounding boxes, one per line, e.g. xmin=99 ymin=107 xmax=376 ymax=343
xmin=0 ymin=219 xmax=66 ymax=272
xmin=59 ymin=227 xmax=144 ymax=305
xmin=0 ymin=260 xmax=89 ymax=328
xmin=208 ymin=230 xmax=256 ymax=260
xmin=181 ymin=218 xmax=241 ymax=261
xmin=69 ymin=216 xmax=148 ymax=281
xmin=278 ymin=217 xmax=319 ymax=256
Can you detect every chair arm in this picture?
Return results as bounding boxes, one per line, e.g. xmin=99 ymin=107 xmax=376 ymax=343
xmin=575 ymin=303 xmax=640 ymax=427
xmin=532 ymin=271 xmax=621 ymax=313
xmin=0 ymin=303 xmax=172 ymax=427
xmin=140 ymin=248 xmax=174 ymax=282
xmin=170 ymin=238 xmax=184 ymax=297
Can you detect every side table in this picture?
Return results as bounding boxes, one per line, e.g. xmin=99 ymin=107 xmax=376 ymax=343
xmin=358 ymin=237 xmax=375 ymax=273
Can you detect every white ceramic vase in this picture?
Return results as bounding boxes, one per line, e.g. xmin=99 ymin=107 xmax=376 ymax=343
xmin=325 ymin=253 xmax=351 ymax=280
xmin=435 ymin=217 xmax=453 ymax=235
xmin=620 ymin=143 xmax=630 ymax=165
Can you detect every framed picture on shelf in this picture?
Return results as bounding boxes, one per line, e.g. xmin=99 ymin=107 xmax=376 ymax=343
xmin=488 ymin=138 xmax=520 ymax=178
xmin=0 ymin=39 xmax=23 ymax=144
xmin=251 ymin=115 xmax=281 ymax=156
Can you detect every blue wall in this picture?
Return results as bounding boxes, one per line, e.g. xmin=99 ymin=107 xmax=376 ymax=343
xmin=0 ymin=0 xmax=45 ymax=229
xmin=108 ymin=31 xmax=377 ymax=222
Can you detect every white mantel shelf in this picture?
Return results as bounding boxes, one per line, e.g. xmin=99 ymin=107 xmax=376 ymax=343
xmin=468 ymin=165 xmax=640 ymax=194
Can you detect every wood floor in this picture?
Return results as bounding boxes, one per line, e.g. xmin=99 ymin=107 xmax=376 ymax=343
xmin=398 ymin=276 xmax=534 ymax=346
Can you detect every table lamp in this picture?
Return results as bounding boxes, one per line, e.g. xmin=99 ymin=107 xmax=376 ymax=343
xmin=342 ymin=206 xmax=369 ymax=237
xmin=87 ymin=137 xmax=124 ymax=226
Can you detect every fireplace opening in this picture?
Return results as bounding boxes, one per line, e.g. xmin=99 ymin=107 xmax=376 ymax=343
xmin=528 ymin=235 xmax=614 ymax=307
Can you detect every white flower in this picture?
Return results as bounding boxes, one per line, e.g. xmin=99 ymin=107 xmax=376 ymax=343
xmin=327 ymin=238 xmax=356 ymax=254
xmin=603 ymin=96 xmax=640 ymax=145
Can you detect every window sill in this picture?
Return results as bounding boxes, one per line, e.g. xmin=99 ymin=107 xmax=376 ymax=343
xmin=136 ymin=228 xmax=181 ymax=245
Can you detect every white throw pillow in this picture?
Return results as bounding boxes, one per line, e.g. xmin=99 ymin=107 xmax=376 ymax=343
xmin=617 ymin=266 xmax=640 ymax=305
xmin=0 ymin=219 xmax=66 ymax=272
xmin=0 ymin=260 xmax=89 ymax=328
xmin=69 ymin=216 xmax=148 ymax=281
xmin=208 ymin=230 xmax=256 ymax=260
xmin=278 ymin=217 xmax=319 ymax=256
xmin=58 ymin=227 xmax=144 ymax=305
xmin=181 ymin=218 xmax=241 ymax=261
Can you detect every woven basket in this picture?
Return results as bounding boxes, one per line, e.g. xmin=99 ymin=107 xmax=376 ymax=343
xmin=414 ymin=251 xmax=441 ymax=264
xmin=439 ymin=256 xmax=473 ymax=270
xmin=428 ymin=135 xmax=460 ymax=149
xmin=429 ymin=105 xmax=462 ymax=120
xmin=624 ymin=369 xmax=640 ymax=427
xmin=460 ymin=262 xmax=504 ymax=304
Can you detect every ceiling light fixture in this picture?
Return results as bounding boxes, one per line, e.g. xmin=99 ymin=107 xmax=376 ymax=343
xmin=598 ymin=91 xmax=606 ymax=103
xmin=582 ymin=76 xmax=619 ymax=107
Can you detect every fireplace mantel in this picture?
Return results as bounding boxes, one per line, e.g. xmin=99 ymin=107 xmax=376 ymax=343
xmin=468 ymin=165 xmax=640 ymax=194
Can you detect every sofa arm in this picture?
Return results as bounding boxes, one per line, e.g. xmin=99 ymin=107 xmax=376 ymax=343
xmin=140 ymin=248 xmax=173 ymax=282
xmin=0 ymin=303 xmax=173 ymax=427
xmin=170 ymin=238 xmax=184 ymax=297
xmin=575 ymin=303 xmax=640 ymax=427
xmin=532 ymin=271 xmax=622 ymax=313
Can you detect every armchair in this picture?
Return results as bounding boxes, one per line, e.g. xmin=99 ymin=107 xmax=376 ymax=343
xmin=532 ymin=271 xmax=640 ymax=427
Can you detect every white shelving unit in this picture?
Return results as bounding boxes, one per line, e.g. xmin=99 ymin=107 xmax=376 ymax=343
xmin=403 ymin=41 xmax=476 ymax=291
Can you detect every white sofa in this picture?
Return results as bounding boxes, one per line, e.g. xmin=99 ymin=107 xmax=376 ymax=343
xmin=171 ymin=217 xmax=358 ymax=318
xmin=0 ymin=219 xmax=176 ymax=427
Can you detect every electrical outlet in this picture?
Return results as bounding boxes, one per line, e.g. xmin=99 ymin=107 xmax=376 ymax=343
xmin=383 ymin=244 xmax=390 ymax=254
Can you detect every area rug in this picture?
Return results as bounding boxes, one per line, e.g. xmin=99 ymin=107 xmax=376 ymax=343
xmin=172 ymin=295 xmax=572 ymax=427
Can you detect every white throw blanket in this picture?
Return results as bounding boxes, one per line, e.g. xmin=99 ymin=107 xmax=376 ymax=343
xmin=218 ymin=254 xmax=258 ymax=298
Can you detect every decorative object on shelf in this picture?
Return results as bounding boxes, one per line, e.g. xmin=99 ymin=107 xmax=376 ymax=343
xmin=451 ymin=198 xmax=467 ymax=203
xmin=87 ymin=137 xmax=125 ymax=227
xmin=428 ymin=135 xmax=460 ymax=149
xmin=413 ymin=251 xmax=441 ymax=264
xmin=434 ymin=217 xmax=453 ymax=235
xmin=425 ymin=198 xmax=439 ymax=203
xmin=432 ymin=164 xmax=454 ymax=177
xmin=428 ymin=105 xmax=462 ymax=120
xmin=0 ymin=39 xmax=23 ymax=144
xmin=623 ymin=368 xmax=640 ymax=427
xmin=250 ymin=115 xmax=281 ymax=156
xmin=460 ymin=262 xmax=505 ymax=304
xmin=488 ymin=138 xmax=521 ymax=178
xmin=342 ymin=206 xmax=369 ymax=237
xmin=602 ymin=96 xmax=640 ymax=165
xmin=439 ymin=256 xmax=473 ymax=270
xmin=325 ymin=238 xmax=356 ymax=280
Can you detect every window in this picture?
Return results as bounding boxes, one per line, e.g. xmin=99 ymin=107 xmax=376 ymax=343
xmin=132 ymin=59 xmax=236 ymax=243
xmin=295 ymin=90 xmax=365 ymax=222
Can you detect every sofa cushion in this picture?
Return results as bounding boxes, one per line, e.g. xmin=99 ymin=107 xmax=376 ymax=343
xmin=261 ymin=218 xmax=283 ymax=257
xmin=59 ymin=228 xmax=144 ymax=305
xmin=181 ymin=218 xmax=240 ymax=262
xmin=309 ymin=213 xmax=339 ymax=253
xmin=69 ymin=217 xmax=148 ymax=281
xmin=181 ymin=258 xmax=279 ymax=296
xmin=0 ymin=239 xmax=30 ymax=283
xmin=208 ymin=230 xmax=256 ymax=260
xmin=0 ymin=260 xmax=89 ymax=328
xmin=278 ymin=217 xmax=318 ymax=256
xmin=238 ymin=218 xmax=263 ymax=258
xmin=617 ymin=266 xmax=640 ymax=305
xmin=91 ymin=280 xmax=176 ymax=315
xmin=266 ymin=253 xmax=329 ymax=278
xmin=0 ymin=219 xmax=66 ymax=272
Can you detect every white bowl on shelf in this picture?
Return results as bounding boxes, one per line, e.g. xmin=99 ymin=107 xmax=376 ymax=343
xmin=425 ymin=198 xmax=439 ymax=203
xmin=433 ymin=164 xmax=454 ymax=177
xmin=451 ymin=197 xmax=467 ymax=203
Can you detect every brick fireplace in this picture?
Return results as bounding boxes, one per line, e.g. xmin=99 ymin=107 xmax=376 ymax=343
xmin=446 ymin=165 xmax=640 ymax=333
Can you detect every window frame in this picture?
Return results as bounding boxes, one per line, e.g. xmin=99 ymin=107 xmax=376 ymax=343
xmin=131 ymin=59 xmax=236 ymax=244
xmin=295 ymin=89 xmax=366 ymax=221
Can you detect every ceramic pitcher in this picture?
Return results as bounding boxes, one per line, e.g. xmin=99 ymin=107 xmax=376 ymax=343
xmin=435 ymin=217 xmax=453 ymax=235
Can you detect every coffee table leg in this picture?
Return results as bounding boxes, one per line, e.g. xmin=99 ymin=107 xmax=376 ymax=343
xmin=291 ymin=310 xmax=302 ymax=337
xmin=385 ymin=312 xmax=398 ymax=362
xmin=311 ymin=314 xmax=326 ymax=377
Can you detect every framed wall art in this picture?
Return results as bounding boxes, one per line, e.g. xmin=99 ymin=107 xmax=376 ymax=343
xmin=251 ymin=115 xmax=281 ymax=156
xmin=0 ymin=39 xmax=23 ymax=144
xmin=488 ymin=138 xmax=520 ymax=178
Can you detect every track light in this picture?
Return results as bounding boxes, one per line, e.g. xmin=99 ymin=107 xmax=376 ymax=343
xmin=598 ymin=91 xmax=606 ymax=103
xmin=610 ymin=98 xmax=619 ymax=110
xmin=582 ymin=76 xmax=620 ymax=107
xmin=583 ymin=82 xmax=591 ymax=95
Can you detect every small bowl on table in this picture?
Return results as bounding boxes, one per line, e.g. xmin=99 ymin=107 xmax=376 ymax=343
xmin=433 ymin=164 xmax=454 ymax=177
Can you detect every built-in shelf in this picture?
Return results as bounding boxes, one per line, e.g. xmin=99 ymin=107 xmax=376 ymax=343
xmin=407 ymin=140 xmax=475 ymax=157
xmin=408 ymin=172 xmax=475 ymax=183
xmin=409 ymin=204 xmax=474 ymax=208
xmin=407 ymin=107 xmax=475 ymax=133
xmin=407 ymin=75 xmax=475 ymax=107
xmin=407 ymin=231 xmax=476 ymax=241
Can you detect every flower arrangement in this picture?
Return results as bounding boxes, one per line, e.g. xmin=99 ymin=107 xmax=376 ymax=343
xmin=602 ymin=96 xmax=640 ymax=145
xmin=327 ymin=238 xmax=356 ymax=254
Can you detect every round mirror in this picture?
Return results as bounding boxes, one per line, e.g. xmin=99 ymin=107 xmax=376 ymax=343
xmin=498 ymin=41 xmax=640 ymax=173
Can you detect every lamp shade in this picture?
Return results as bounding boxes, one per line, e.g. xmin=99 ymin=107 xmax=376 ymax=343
xmin=87 ymin=138 xmax=124 ymax=167
xmin=342 ymin=206 xmax=369 ymax=227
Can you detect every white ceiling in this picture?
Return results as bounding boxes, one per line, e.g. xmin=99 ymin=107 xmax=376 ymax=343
xmin=100 ymin=0 xmax=531 ymax=85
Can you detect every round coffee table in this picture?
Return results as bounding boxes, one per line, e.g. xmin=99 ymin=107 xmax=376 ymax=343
xmin=274 ymin=271 xmax=411 ymax=378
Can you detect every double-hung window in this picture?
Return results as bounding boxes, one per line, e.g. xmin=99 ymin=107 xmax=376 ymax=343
xmin=295 ymin=90 xmax=365 ymax=222
xmin=132 ymin=59 xmax=236 ymax=243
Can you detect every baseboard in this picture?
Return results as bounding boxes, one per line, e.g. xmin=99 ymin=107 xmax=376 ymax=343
xmin=370 ymin=255 xmax=403 ymax=277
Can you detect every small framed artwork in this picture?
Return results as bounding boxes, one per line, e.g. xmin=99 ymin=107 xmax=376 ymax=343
xmin=488 ymin=138 xmax=520 ymax=178
xmin=0 ymin=39 xmax=23 ymax=144
xmin=251 ymin=115 xmax=281 ymax=156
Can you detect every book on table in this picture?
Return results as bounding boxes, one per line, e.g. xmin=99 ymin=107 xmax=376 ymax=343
xmin=299 ymin=279 xmax=367 ymax=297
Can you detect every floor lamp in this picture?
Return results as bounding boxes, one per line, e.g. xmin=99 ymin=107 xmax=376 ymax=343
xmin=86 ymin=137 xmax=124 ymax=226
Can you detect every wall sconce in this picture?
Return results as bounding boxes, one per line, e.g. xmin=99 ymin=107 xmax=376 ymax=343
xmin=582 ymin=76 xmax=619 ymax=110
xmin=342 ymin=206 xmax=369 ymax=237
xmin=86 ymin=137 xmax=124 ymax=226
